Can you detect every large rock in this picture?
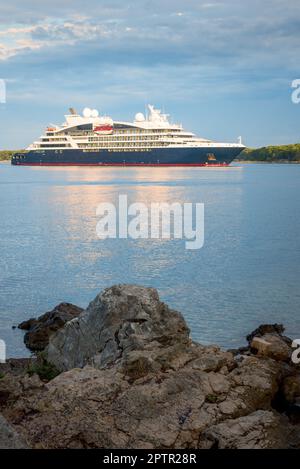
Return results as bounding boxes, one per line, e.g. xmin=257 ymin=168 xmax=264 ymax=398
xmin=18 ymin=303 xmax=83 ymax=351
xmin=3 ymin=350 xmax=290 ymax=449
xmin=46 ymin=285 xmax=190 ymax=372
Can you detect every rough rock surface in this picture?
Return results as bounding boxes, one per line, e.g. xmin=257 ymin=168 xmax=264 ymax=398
xmin=251 ymin=334 xmax=291 ymax=362
xmin=46 ymin=285 xmax=190 ymax=372
xmin=18 ymin=303 xmax=83 ymax=351
xmin=199 ymin=410 xmax=289 ymax=449
xmin=0 ymin=414 xmax=28 ymax=448
xmin=1 ymin=285 xmax=299 ymax=449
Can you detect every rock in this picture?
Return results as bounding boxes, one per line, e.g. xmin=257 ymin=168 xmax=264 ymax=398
xmin=279 ymin=374 xmax=300 ymax=425
xmin=282 ymin=374 xmax=300 ymax=405
xmin=200 ymin=410 xmax=289 ymax=449
xmin=246 ymin=324 xmax=285 ymax=343
xmin=0 ymin=414 xmax=28 ymax=448
xmin=0 ymin=373 xmax=23 ymax=408
xmin=231 ymin=323 xmax=293 ymax=361
xmin=191 ymin=346 xmax=235 ymax=373
xmin=18 ymin=303 xmax=84 ymax=351
xmin=46 ymin=285 xmax=190 ymax=372
xmin=18 ymin=318 xmax=38 ymax=330
xmin=0 ymin=358 xmax=34 ymax=376
xmin=4 ymin=365 xmax=212 ymax=448
xmin=4 ymin=351 xmax=290 ymax=449
xmin=250 ymin=334 xmax=291 ymax=362
xmin=0 ymin=367 xmax=43 ymax=411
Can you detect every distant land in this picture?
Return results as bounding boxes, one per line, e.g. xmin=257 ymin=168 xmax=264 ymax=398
xmin=1 ymin=144 xmax=300 ymax=163
xmin=236 ymin=144 xmax=300 ymax=163
xmin=0 ymin=150 xmax=20 ymax=161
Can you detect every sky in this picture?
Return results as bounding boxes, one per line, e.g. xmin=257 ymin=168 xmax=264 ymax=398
xmin=0 ymin=0 xmax=299 ymax=149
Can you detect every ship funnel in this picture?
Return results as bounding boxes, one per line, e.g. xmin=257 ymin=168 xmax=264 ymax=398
xmin=69 ymin=107 xmax=77 ymax=115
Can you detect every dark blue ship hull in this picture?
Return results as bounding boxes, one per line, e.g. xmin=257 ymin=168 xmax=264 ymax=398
xmin=11 ymin=146 xmax=243 ymax=166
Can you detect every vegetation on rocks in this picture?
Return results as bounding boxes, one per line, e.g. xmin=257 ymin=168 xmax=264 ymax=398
xmin=26 ymin=355 xmax=60 ymax=382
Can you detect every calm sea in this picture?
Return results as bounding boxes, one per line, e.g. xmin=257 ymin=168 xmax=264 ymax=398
xmin=1 ymin=162 xmax=300 ymax=357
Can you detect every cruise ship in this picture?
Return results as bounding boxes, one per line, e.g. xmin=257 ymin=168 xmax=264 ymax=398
xmin=12 ymin=105 xmax=245 ymax=166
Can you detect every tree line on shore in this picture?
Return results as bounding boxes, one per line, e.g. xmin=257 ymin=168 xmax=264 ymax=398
xmin=0 ymin=150 xmax=23 ymax=161
xmin=238 ymin=144 xmax=300 ymax=162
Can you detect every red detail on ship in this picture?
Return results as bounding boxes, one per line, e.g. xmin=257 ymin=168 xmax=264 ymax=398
xmin=93 ymin=124 xmax=113 ymax=133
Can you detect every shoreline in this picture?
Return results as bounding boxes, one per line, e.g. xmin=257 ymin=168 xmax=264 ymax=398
xmin=235 ymin=160 xmax=300 ymax=164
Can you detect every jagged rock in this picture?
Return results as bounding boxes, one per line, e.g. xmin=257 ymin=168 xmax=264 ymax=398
xmin=250 ymin=334 xmax=291 ymax=362
xmin=199 ymin=410 xmax=289 ymax=449
xmin=250 ymin=337 xmax=271 ymax=354
xmin=231 ymin=323 xmax=292 ymax=358
xmin=0 ymin=373 xmax=23 ymax=409
xmin=0 ymin=358 xmax=34 ymax=376
xmin=0 ymin=369 xmax=43 ymax=412
xmin=46 ymin=285 xmax=190 ymax=372
xmin=275 ymin=372 xmax=300 ymax=425
xmin=191 ymin=346 xmax=235 ymax=373
xmin=282 ymin=374 xmax=300 ymax=405
xmin=246 ymin=324 xmax=285 ymax=343
xmin=0 ymin=414 xmax=28 ymax=448
xmin=3 ymin=351 xmax=291 ymax=449
xmin=18 ymin=318 xmax=37 ymax=330
xmin=18 ymin=303 xmax=84 ymax=351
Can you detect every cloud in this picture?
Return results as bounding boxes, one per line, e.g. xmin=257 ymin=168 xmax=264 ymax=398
xmin=0 ymin=0 xmax=299 ymax=74
xmin=0 ymin=0 xmax=300 ymax=147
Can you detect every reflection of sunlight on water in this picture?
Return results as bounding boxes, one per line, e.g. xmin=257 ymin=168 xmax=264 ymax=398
xmin=28 ymin=165 xmax=244 ymax=186
xmin=43 ymin=166 xmax=245 ymax=274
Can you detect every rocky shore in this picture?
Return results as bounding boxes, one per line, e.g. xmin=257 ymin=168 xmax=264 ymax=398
xmin=1 ymin=284 xmax=300 ymax=449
